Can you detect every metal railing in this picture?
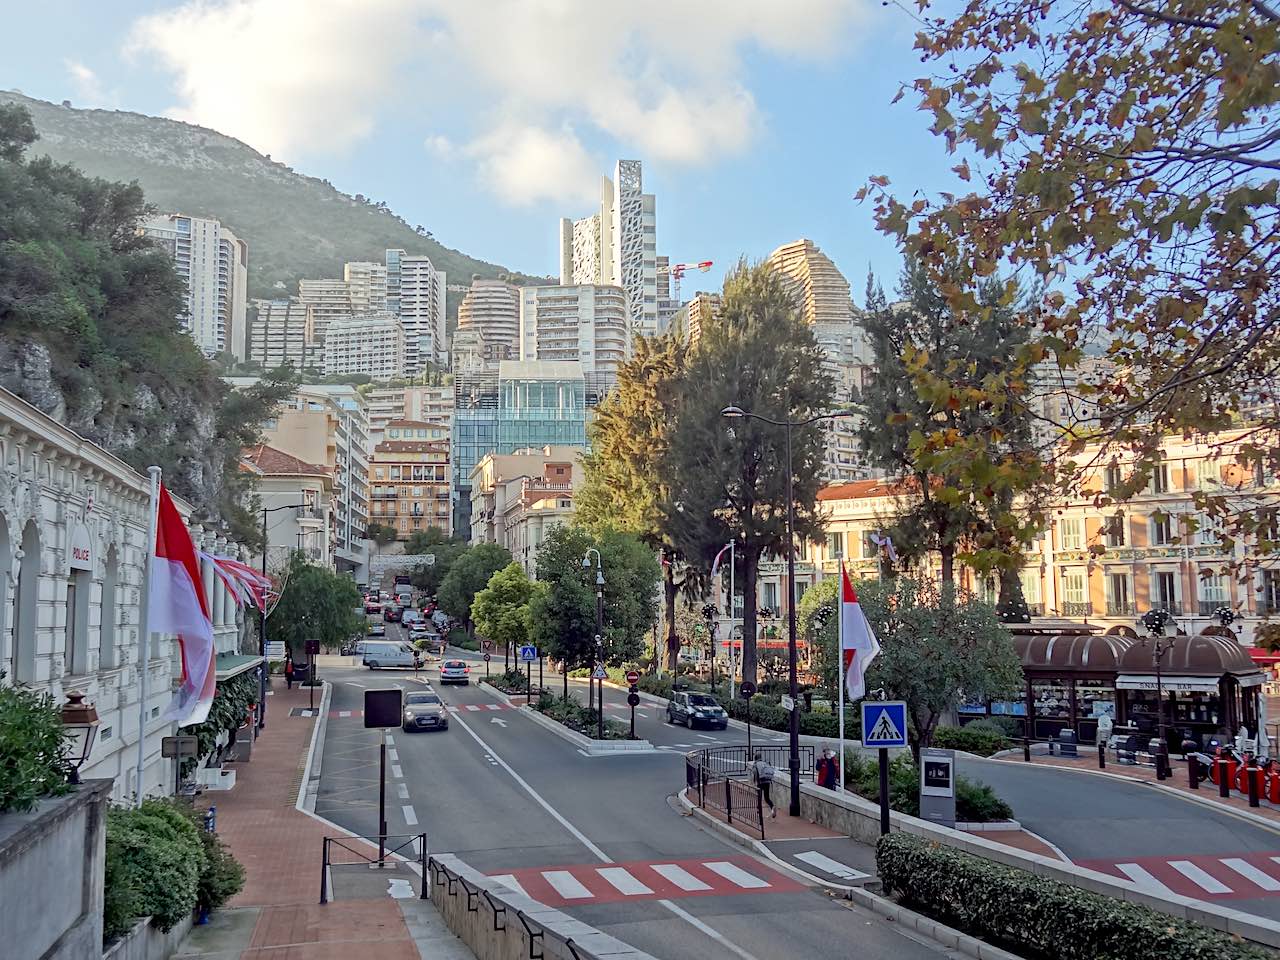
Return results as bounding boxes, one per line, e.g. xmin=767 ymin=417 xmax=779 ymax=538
xmin=1105 ymin=600 xmax=1137 ymax=616
xmin=1062 ymin=601 xmax=1092 ymax=617
xmin=684 ymin=745 xmax=815 ymax=841
xmin=320 ymin=833 xmax=427 ymax=904
xmin=702 ymin=775 xmax=764 ymax=838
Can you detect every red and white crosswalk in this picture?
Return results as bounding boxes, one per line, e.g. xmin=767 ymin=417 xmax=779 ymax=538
xmin=488 ymin=856 xmax=801 ymax=907
xmin=327 ymin=703 xmax=514 ymax=719
xmin=1081 ymin=851 xmax=1280 ymax=901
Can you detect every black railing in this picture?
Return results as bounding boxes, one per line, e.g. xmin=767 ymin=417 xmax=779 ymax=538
xmin=698 ymin=744 xmax=814 ymax=780
xmin=1151 ymin=600 xmax=1182 ymax=616
xmin=320 ymin=833 xmax=427 ymax=904
xmin=1199 ymin=600 xmax=1228 ymax=616
xmin=1062 ymin=601 xmax=1092 ymax=617
xmin=684 ymin=745 xmax=815 ymax=841
xmin=1105 ymin=601 xmax=1137 ymax=616
xmin=702 ymin=775 xmax=765 ymax=839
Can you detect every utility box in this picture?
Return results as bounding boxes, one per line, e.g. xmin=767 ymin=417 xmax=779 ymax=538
xmin=920 ymin=747 xmax=956 ymax=828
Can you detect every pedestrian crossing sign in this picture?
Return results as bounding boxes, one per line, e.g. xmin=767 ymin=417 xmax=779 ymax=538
xmin=592 ymin=665 xmax=608 ymax=680
xmin=861 ymin=701 xmax=908 ymax=748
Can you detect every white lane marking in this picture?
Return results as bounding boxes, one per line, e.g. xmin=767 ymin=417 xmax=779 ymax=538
xmin=598 ymin=867 xmax=653 ymax=896
xmin=650 ymin=863 xmax=712 ymax=891
xmin=347 ymin=681 xmax=366 ymax=688
xmin=696 ymin=734 xmax=718 ymax=741
xmin=794 ymin=851 xmax=870 ymax=881
xmin=1169 ymin=860 xmax=1233 ymax=894
xmin=387 ymin=748 xmax=399 ymax=762
xmin=401 ymin=805 xmax=418 ymax=826
xmin=397 ymin=783 xmax=409 ymax=799
xmin=385 ymin=735 xmax=395 ymax=745
xmin=544 ymin=870 xmax=594 ymax=900
xmin=490 ymin=718 xmax=508 ymax=727
xmin=391 ymin=764 xmax=403 ymax=779
xmin=1221 ymin=858 xmax=1280 ymax=892
xmin=492 ymin=874 xmax=529 ymax=898
xmin=1116 ymin=863 xmax=1177 ymax=897
xmin=704 ymin=862 xmax=770 ymax=889
xmin=339 ymin=710 xmax=351 ymax=717
xmin=657 ymin=746 xmax=677 ymax=752
xmin=448 ymin=709 xmax=762 ymax=960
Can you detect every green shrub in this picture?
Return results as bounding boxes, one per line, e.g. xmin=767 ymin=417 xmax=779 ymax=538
xmin=180 ymin=673 xmax=257 ymax=776
xmin=104 ymin=801 xmax=205 ymax=936
xmin=932 ymin=725 xmax=1010 ymax=757
xmin=963 ymin=716 xmax=1024 ymax=738
xmin=637 ymin=674 xmax=674 ymax=699
xmin=843 ymin=752 xmax=1011 ymax=822
xmin=0 ymin=685 xmax=70 ymax=813
xmin=533 ymin=695 xmax=629 ymax=740
xmin=489 ymin=668 xmax=536 ymax=695
xmin=194 ymin=826 xmax=245 ymax=913
xmin=876 ymin=833 xmax=1273 ymax=960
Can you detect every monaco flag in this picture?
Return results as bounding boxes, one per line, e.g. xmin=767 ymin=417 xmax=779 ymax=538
xmin=149 ymin=484 xmax=216 ymax=726
xmin=840 ymin=564 xmax=881 ymax=700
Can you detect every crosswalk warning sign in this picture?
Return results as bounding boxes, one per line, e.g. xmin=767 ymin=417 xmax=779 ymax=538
xmin=861 ymin=701 xmax=908 ymax=748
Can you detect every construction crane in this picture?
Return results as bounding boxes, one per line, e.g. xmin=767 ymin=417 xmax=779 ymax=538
xmin=657 ymin=260 xmax=713 ymax=305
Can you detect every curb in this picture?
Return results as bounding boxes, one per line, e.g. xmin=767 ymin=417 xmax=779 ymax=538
xmin=675 ymin=789 xmax=1021 ymax=960
xmin=295 ymin=680 xmax=332 ymax=815
xmin=519 ymin=703 xmax=657 ymax=756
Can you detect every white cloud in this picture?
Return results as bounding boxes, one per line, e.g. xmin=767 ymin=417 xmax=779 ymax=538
xmin=64 ymin=60 xmax=113 ymax=107
xmin=127 ymin=0 xmax=869 ymax=201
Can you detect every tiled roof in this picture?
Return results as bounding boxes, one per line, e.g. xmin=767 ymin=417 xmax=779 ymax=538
xmin=241 ymin=444 xmax=329 ymax=477
xmin=817 ymin=478 xmax=913 ymax=501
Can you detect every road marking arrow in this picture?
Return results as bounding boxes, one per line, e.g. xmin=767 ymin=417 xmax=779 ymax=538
xmin=490 ymin=717 xmax=508 ymax=727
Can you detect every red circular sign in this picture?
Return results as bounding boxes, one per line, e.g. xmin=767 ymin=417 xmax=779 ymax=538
xmin=625 ymin=670 xmax=640 ymax=685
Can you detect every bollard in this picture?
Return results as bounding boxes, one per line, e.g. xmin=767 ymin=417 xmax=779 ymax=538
xmin=1098 ymin=742 xmax=1106 ymax=769
xmin=1249 ymin=760 xmax=1262 ymax=808
xmin=1219 ymin=759 xmax=1232 ymax=798
xmin=1023 ymin=737 xmax=1031 ymax=763
xmin=1188 ymin=755 xmax=1200 ymax=789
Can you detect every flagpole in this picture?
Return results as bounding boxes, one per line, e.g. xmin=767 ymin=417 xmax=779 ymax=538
xmin=728 ymin=539 xmax=736 ymax=701
xmin=136 ymin=466 xmax=162 ymax=807
xmin=838 ymin=562 xmax=846 ymax=792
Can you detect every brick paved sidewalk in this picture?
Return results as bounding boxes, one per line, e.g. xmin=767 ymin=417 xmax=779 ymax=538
xmin=175 ymin=683 xmax=460 ymax=959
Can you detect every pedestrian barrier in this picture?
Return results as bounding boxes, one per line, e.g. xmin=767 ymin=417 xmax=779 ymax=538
xmin=683 ymin=745 xmax=815 ymax=841
xmin=319 ymin=833 xmax=427 ymax=904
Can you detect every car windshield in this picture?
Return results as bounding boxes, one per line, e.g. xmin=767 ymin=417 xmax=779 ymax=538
xmin=444 ymin=661 xmax=466 ymax=668
xmin=405 ymin=694 xmax=440 ymax=705
xmin=688 ymin=694 xmax=719 ymax=707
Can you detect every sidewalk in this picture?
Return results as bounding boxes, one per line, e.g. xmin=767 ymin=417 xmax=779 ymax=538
xmin=174 ymin=684 xmax=471 ymax=960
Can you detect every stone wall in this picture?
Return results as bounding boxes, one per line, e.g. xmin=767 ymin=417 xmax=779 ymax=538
xmin=0 ymin=780 xmax=110 ymax=960
xmin=102 ymin=914 xmax=194 ymax=960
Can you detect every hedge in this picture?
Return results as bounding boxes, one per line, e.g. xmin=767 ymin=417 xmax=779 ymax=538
xmin=931 ymin=725 xmax=1010 ymax=757
xmin=876 ymin=833 xmax=1273 ymax=960
xmin=534 ymin=693 xmax=629 ymax=740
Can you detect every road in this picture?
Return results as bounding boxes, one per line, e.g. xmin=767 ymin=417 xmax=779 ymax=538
xmin=314 ymin=627 xmax=955 ymax=960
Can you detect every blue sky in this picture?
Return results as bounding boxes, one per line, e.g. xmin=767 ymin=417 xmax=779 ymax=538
xmin=8 ymin=1 xmax=959 ymax=302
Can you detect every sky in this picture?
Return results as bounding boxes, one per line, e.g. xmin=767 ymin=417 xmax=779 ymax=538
xmin=7 ymin=0 xmax=962 ymax=301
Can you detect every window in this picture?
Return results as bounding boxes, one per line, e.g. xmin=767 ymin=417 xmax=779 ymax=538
xmin=1105 ymin=573 xmax=1132 ymax=615
xmin=64 ymin=579 xmax=78 ymax=669
xmin=1150 ymin=514 xmax=1173 ymax=546
xmin=1199 ymin=573 xmax=1228 ymax=614
xmin=1105 ymin=465 xmax=1124 ymax=492
xmin=1196 ymin=513 xmax=1222 ymax=546
xmin=861 ymin=531 xmax=879 ymax=559
xmin=1019 ymin=568 xmax=1042 ymax=606
xmin=1151 ymin=460 xmax=1169 ymax=494
xmin=1058 ymin=517 xmax=1084 ymax=550
xmin=1104 ymin=514 xmax=1126 ymax=548
xmin=1062 ymin=571 xmax=1086 ymax=605
xmin=826 ymin=532 xmax=844 ymax=560
xmin=374 ymin=468 xmax=384 ymax=480
xmin=762 ymin=581 xmax=779 ymax=612
xmin=100 ymin=548 xmax=118 ymax=670
xmin=1264 ymin=571 xmax=1280 ymax=613
xmin=1153 ymin=571 xmax=1178 ymax=612
xmin=1197 ymin=458 xmax=1220 ymax=489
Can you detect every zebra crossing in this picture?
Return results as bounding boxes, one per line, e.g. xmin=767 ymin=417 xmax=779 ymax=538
xmin=1082 ymin=851 xmax=1280 ymax=901
xmin=488 ymin=856 xmax=802 ymax=907
xmin=327 ymin=703 xmax=515 ymax=719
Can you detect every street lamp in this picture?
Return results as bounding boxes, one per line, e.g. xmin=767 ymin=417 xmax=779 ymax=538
xmin=720 ymin=404 xmax=857 ymax=817
xmin=583 ymin=548 xmax=605 ymax=739
xmin=258 ymin=501 xmax=310 ymax=735
xmin=60 ymin=690 xmax=100 ymax=784
xmin=1139 ymin=607 xmax=1176 ymax=779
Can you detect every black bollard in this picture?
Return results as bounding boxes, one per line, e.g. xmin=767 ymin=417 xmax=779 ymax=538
xmin=1023 ymin=737 xmax=1031 ymax=763
xmin=1249 ymin=760 xmax=1262 ymax=808
xmin=1219 ymin=759 xmax=1232 ymax=798
xmin=1098 ymin=742 xmax=1106 ymax=769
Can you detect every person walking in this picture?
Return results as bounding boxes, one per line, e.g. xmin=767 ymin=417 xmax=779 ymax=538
xmin=284 ymin=654 xmax=295 ymax=690
xmin=817 ymin=745 xmax=839 ymax=790
xmin=751 ymin=752 xmax=778 ymax=818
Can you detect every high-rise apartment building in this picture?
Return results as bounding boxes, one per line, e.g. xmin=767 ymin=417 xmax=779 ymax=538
xmin=323 ymin=313 xmax=405 ymax=380
xmin=766 ymin=239 xmax=854 ymax=328
xmin=385 ymin=248 xmax=404 ymax=316
xmin=299 ymin=278 xmax=354 ymax=369
xmin=248 ymin=297 xmax=314 ymax=369
xmin=456 ymin=277 xmax=520 ymax=363
xmin=558 ymin=160 xmax=658 ymax=336
xmin=140 ymin=213 xmax=249 ymax=359
xmin=518 ymin=285 xmax=630 ymax=399
xmin=396 ymin=252 xmax=447 ymax=372
xmin=671 ymin=292 xmax=722 ymax=348
xmin=344 ymin=261 xmax=389 ymax=313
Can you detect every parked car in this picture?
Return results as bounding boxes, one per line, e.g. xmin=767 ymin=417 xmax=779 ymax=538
xmin=667 ymin=691 xmax=728 ymax=730
xmin=439 ymin=659 xmax=470 ymax=684
xmin=402 ymin=691 xmax=449 ymax=732
xmin=363 ymin=641 xmax=418 ymax=669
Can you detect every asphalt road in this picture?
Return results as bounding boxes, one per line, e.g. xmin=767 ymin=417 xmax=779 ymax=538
xmin=315 ymin=627 xmax=955 ymax=960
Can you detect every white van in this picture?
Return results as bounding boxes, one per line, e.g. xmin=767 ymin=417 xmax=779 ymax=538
xmin=362 ymin=641 xmax=419 ymax=670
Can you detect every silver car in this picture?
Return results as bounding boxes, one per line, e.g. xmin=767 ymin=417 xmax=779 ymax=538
xmin=402 ymin=691 xmax=449 ymax=732
xmin=439 ymin=659 xmax=470 ymax=684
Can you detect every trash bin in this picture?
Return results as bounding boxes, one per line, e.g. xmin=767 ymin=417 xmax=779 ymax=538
xmin=1056 ymin=729 xmax=1078 ymax=758
xmin=291 ymin=663 xmax=311 ymax=685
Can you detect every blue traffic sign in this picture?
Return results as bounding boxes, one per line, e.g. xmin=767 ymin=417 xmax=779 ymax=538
xmin=861 ymin=701 xmax=908 ymax=748
xmin=518 ymin=644 xmax=538 ymax=663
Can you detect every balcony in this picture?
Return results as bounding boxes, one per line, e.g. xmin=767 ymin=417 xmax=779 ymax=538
xmin=1061 ymin=601 xmax=1092 ymax=617
xmin=1105 ymin=600 xmax=1137 ymax=617
xmin=1150 ymin=600 xmax=1182 ymax=616
xmin=1198 ymin=600 xmax=1230 ymax=617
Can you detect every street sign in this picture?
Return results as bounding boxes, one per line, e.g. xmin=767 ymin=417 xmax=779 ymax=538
xmin=739 ymin=680 xmax=756 ymax=700
xmin=481 ymin=639 xmax=494 ymax=652
xmin=592 ymin=665 xmax=608 ymax=680
xmin=862 ymin=701 xmax=908 ymax=749
xmin=264 ymin=641 xmax=285 ymax=658
xmin=627 ymin=692 xmax=640 ymax=707
xmin=518 ymin=644 xmax=538 ymax=662
xmin=781 ymin=694 xmax=796 ymax=712
xmin=364 ymin=689 xmax=403 ymax=729
xmin=161 ymin=735 xmax=199 ymax=758
xmin=625 ymin=670 xmax=640 ymax=685
xmin=483 ymin=653 xmax=491 ymax=663
xmin=305 ymin=638 xmax=320 ymax=656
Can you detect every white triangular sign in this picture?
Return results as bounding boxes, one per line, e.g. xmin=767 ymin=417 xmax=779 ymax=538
xmin=869 ymin=709 xmax=902 ymax=743
xmin=592 ymin=666 xmax=607 ymax=680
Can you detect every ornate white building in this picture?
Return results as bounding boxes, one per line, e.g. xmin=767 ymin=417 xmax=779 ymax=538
xmin=0 ymin=387 xmax=251 ymax=803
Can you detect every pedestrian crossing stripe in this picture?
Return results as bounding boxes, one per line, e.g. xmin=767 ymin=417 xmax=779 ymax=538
xmin=1081 ymin=851 xmax=1280 ymax=900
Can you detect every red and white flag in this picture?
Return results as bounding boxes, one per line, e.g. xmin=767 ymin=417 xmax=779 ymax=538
xmin=840 ymin=564 xmax=880 ymax=701
xmin=202 ymin=553 xmax=274 ymax=612
xmin=149 ymin=484 xmax=216 ymax=727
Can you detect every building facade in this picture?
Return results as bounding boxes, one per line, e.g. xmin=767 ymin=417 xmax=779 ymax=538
xmin=672 ymin=292 xmax=721 ymax=348
xmin=497 ymin=360 xmax=588 ymax=454
xmin=298 ymin=278 xmax=354 ymax=371
xmin=241 ymin=444 xmax=334 ymax=571
xmin=518 ymin=284 xmax=630 ymax=399
xmin=344 ymin=261 xmax=389 ymax=314
xmin=0 ymin=387 xmax=249 ymax=803
xmin=322 ymin=313 xmax=406 ymax=381
xmin=397 ymin=253 xmax=447 ymax=373
xmin=369 ymin=423 xmax=452 ymax=538
xmin=456 ymin=278 xmax=520 ymax=364
xmin=469 ymin=447 xmax=583 ymax=573
xmin=140 ymin=213 xmax=249 ymax=359
xmin=248 ymin=297 xmax=313 ymax=370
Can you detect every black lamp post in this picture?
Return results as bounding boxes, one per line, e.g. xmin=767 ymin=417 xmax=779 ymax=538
xmin=720 ymin=404 xmax=856 ymax=817
xmin=259 ymin=501 xmax=310 ymax=734
xmin=1139 ymin=607 xmax=1176 ymax=777
xmin=583 ymin=548 xmax=605 ymax=739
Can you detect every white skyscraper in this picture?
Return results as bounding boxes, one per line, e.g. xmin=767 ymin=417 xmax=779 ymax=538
xmin=140 ymin=213 xmax=248 ymax=359
xmin=558 ymin=160 xmax=657 ymax=336
xmin=518 ymin=284 xmax=630 ymax=399
xmin=397 ymin=253 xmax=447 ymax=372
xmin=323 ymin=313 xmax=406 ymax=380
xmin=344 ymin=261 xmax=389 ymax=313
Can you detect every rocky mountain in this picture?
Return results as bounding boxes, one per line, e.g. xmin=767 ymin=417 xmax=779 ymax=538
xmin=0 ymin=90 xmax=548 ymax=317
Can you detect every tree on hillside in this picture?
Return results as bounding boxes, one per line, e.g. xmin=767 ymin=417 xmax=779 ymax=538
xmin=437 ymin=543 xmax=512 ymax=634
xmin=664 ymin=261 xmax=835 ymax=685
xmin=266 ymin=552 xmax=362 ymax=657
xmin=575 ymin=333 xmax=697 ymax=671
xmin=472 ymin=563 xmax=537 ymax=666
xmin=858 ymin=261 xmax=1049 ymax=604
xmin=863 ymin=0 xmax=1280 ymax=554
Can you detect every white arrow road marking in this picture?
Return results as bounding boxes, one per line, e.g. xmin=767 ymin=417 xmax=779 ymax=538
xmin=794 ymin=851 xmax=870 ymax=881
xmin=1169 ymin=860 xmax=1233 ymax=894
xmin=490 ymin=717 xmax=508 ymax=727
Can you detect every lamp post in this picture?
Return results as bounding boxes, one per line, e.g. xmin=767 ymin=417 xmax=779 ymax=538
xmin=60 ymin=690 xmax=100 ymax=785
xmin=583 ymin=548 xmax=605 ymax=739
xmin=259 ymin=501 xmax=310 ymax=734
xmin=721 ymin=404 xmax=856 ymax=817
xmin=1139 ymin=607 xmax=1176 ymax=778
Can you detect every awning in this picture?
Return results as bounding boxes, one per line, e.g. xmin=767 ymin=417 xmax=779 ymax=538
xmin=1116 ymin=674 xmax=1220 ymax=693
xmin=215 ymin=653 xmax=264 ymax=681
xmin=1238 ymin=672 xmax=1267 ymax=688
xmin=1247 ymin=646 xmax=1280 ymax=666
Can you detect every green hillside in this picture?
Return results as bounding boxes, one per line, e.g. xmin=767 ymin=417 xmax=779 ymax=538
xmin=0 ymin=91 xmax=549 ymax=318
